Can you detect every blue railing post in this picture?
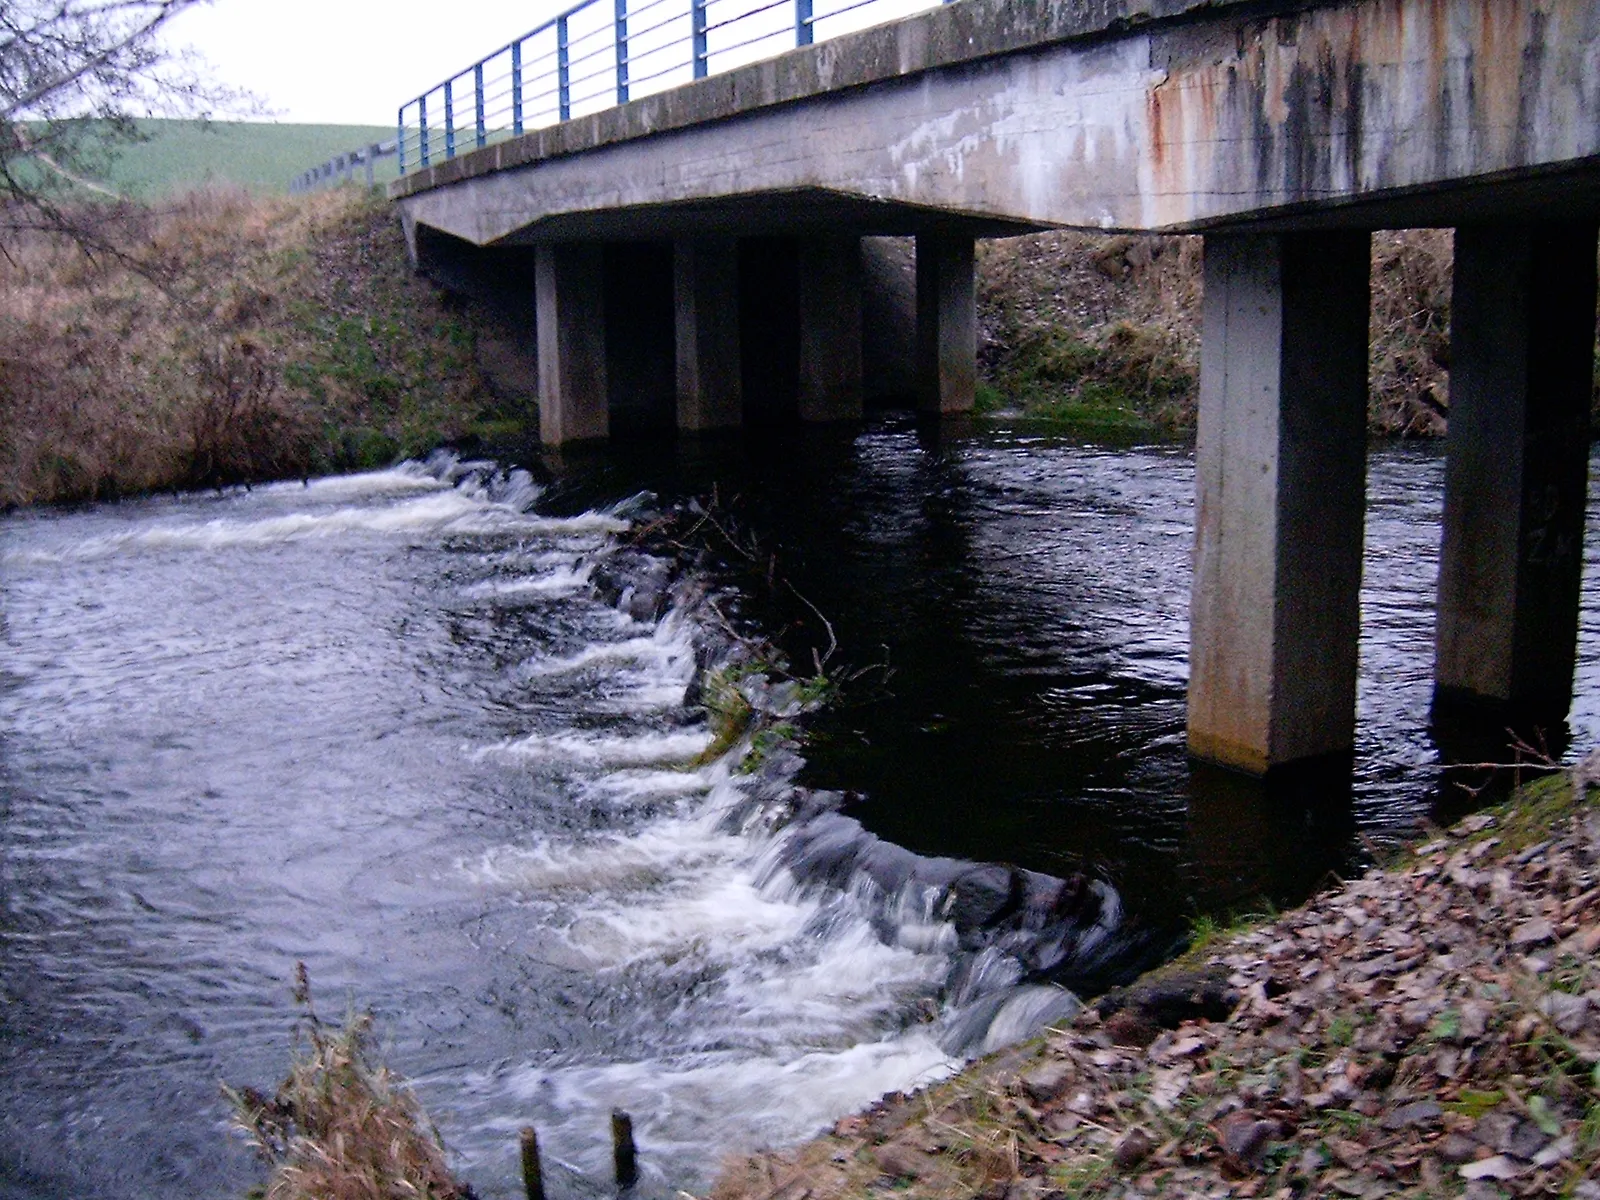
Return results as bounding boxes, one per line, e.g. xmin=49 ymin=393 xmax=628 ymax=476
xmin=614 ymin=0 xmax=629 ymax=105
xmin=419 ymin=95 xmax=431 ymax=166
xmin=692 ymin=0 xmax=708 ymax=78
xmin=397 ymin=110 xmax=406 ymax=174
xmin=796 ymin=0 xmax=813 ymax=45
xmin=558 ymin=17 xmax=571 ymax=120
xmin=512 ymin=40 xmax=524 ymax=134
xmin=474 ymin=63 xmax=486 ymax=147
xmin=444 ymin=79 xmax=456 ymax=158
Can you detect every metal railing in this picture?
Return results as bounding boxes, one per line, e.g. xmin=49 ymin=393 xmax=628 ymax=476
xmin=396 ymin=0 xmax=944 ymax=175
xmin=290 ymin=140 xmax=399 ymax=193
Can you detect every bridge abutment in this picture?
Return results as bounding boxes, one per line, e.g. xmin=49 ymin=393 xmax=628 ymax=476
xmin=1433 ymin=222 xmax=1598 ymax=725
xmin=675 ymin=238 xmax=744 ymax=432
xmin=797 ymin=235 xmax=864 ymax=422
xmin=537 ymin=244 xmax=610 ymax=445
xmin=916 ymin=233 xmax=977 ymax=414
xmin=1187 ymin=231 xmax=1371 ymax=776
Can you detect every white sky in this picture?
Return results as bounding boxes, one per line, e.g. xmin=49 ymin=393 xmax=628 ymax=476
xmin=165 ymin=1 xmax=563 ymax=126
xmin=165 ymin=0 xmax=938 ymax=128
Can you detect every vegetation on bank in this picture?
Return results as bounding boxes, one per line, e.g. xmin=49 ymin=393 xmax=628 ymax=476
xmin=0 ymin=187 xmax=499 ymax=507
xmin=976 ymin=229 xmax=1589 ymax=440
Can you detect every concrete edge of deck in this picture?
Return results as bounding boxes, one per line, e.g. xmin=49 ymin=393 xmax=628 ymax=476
xmin=389 ymin=0 xmax=1244 ymax=201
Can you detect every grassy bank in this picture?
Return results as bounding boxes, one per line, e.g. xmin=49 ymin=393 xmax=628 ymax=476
xmin=0 ymin=188 xmax=499 ymax=507
xmin=976 ymin=229 xmax=1581 ymax=439
xmin=710 ymin=765 xmax=1600 ymax=1200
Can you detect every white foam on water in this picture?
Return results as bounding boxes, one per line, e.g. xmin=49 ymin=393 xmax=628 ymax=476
xmin=472 ymin=1032 xmax=957 ymax=1182
xmin=259 ymin=464 xmax=453 ymax=499
xmin=580 ymin=769 xmax=713 ymax=805
xmin=459 ymin=562 xmax=594 ymax=599
xmin=476 ymin=728 xmax=711 ymax=768
xmin=523 ymin=615 xmax=695 ymax=678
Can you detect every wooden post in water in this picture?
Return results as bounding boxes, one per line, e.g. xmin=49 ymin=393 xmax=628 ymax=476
xmin=611 ymin=1109 xmax=638 ymax=1189
xmin=520 ymin=1127 xmax=545 ymax=1200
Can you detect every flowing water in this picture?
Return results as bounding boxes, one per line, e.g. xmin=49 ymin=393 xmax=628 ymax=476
xmin=2 ymin=420 xmax=1597 ymax=1200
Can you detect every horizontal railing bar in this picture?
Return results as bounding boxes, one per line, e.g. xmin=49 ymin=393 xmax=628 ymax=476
xmin=703 ymin=0 xmax=788 ymax=33
xmin=709 ymin=23 xmax=791 ymax=55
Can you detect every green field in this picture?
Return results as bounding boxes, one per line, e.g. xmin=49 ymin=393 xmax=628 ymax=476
xmin=82 ymin=119 xmax=400 ymax=197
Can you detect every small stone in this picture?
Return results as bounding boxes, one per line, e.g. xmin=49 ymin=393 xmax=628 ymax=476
xmin=1439 ymin=1134 xmax=1480 ymax=1164
xmin=1381 ymin=1100 xmax=1442 ymax=1131
xmin=1539 ymin=991 xmax=1591 ymax=1035
xmin=1460 ymin=1155 xmax=1522 ymax=1181
xmin=873 ymin=1140 xmax=937 ymax=1180
xmin=1112 ymin=1126 xmax=1155 ymax=1170
xmin=1533 ymin=1134 xmax=1575 ymax=1167
xmin=1218 ymin=1112 xmax=1276 ymax=1164
xmin=1505 ymin=1119 xmax=1548 ymax=1162
xmin=1020 ymin=1061 xmax=1073 ymax=1105
xmin=1475 ymin=1112 xmax=1518 ymax=1153
xmin=1511 ymin=918 xmax=1555 ymax=947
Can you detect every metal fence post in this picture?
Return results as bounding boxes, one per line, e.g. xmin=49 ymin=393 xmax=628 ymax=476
xmin=474 ymin=63 xmax=486 ymax=147
xmin=614 ymin=0 xmax=629 ymax=105
xmin=420 ymin=95 xmax=430 ymax=166
xmin=512 ymin=40 xmax=524 ymax=134
xmin=397 ymin=112 xmax=406 ymax=174
xmin=558 ymin=17 xmax=571 ymax=120
xmin=796 ymin=0 xmax=813 ymax=45
xmin=692 ymin=0 xmax=708 ymax=77
xmin=444 ymin=78 xmax=457 ymax=157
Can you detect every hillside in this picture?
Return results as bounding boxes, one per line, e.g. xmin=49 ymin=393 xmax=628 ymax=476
xmin=89 ymin=119 xmax=397 ymax=197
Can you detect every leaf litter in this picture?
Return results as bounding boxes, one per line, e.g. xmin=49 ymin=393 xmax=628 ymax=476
xmin=710 ymin=770 xmax=1600 ymax=1200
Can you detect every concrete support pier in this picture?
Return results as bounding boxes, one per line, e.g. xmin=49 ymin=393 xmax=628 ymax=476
xmin=915 ymin=233 xmax=976 ymax=414
xmin=1434 ymin=223 xmax=1598 ymax=724
xmin=674 ymin=238 xmax=743 ymax=432
xmin=797 ymin=235 xmax=863 ymax=422
xmin=536 ymin=243 xmax=609 ymax=445
xmin=1188 ymin=232 xmax=1372 ymax=775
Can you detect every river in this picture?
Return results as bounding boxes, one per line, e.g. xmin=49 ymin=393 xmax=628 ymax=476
xmin=2 ymin=418 xmax=1596 ymax=1199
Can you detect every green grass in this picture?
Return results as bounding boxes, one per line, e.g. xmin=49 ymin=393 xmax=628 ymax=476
xmin=83 ymin=119 xmax=399 ymax=198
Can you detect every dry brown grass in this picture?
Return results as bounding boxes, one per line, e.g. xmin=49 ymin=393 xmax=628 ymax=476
xmin=977 ymin=228 xmax=1596 ymax=438
xmin=0 ymin=186 xmax=487 ymax=507
xmin=227 ymin=967 xmax=474 ymax=1200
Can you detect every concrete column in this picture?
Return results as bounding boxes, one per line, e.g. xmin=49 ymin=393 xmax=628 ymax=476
xmin=797 ymin=235 xmax=863 ymax=422
xmin=674 ymin=238 xmax=743 ymax=432
xmin=1188 ymin=232 xmax=1371 ymax=776
xmin=916 ymin=232 xmax=977 ymax=414
xmin=536 ymin=243 xmax=608 ymax=445
xmin=1434 ymin=223 xmax=1598 ymax=723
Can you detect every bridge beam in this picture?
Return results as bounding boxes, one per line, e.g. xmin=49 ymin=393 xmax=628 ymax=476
xmin=1188 ymin=231 xmax=1371 ymax=776
xmin=916 ymin=233 xmax=976 ymax=415
xmin=797 ymin=235 xmax=863 ymax=422
xmin=675 ymin=238 xmax=743 ymax=432
xmin=536 ymin=243 xmax=609 ymax=445
xmin=1433 ymin=222 xmax=1598 ymax=725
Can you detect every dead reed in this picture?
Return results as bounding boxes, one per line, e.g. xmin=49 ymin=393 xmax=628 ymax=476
xmin=225 ymin=965 xmax=475 ymax=1200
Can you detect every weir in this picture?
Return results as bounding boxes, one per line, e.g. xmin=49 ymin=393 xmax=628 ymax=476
xmin=390 ymin=0 xmax=1600 ymax=776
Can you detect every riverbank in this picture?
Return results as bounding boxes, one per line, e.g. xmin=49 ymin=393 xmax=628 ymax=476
xmin=0 ymin=188 xmax=494 ymax=507
xmin=708 ymin=766 xmax=1600 ymax=1200
xmin=976 ymin=230 xmax=1466 ymax=438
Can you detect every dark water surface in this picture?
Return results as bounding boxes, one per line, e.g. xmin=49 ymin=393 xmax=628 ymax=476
xmin=2 ymin=419 xmax=1596 ymax=1199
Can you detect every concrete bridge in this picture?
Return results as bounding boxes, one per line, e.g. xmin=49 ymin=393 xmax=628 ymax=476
xmin=390 ymin=0 xmax=1600 ymax=779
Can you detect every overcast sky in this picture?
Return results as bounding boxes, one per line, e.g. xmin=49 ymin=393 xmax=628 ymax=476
xmin=166 ymin=0 xmax=563 ymax=127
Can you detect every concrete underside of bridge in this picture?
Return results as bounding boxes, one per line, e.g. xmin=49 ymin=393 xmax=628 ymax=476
xmin=394 ymin=0 xmax=1600 ymax=778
